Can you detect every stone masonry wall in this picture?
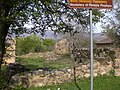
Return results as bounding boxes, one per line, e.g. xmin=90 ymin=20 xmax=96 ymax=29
xmin=54 ymin=39 xmax=69 ymax=54
xmin=4 ymin=38 xmax=16 ymax=64
xmin=9 ymin=60 xmax=113 ymax=88
xmin=114 ymin=59 xmax=120 ymax=76
xmin=9 ymin=48 xmax=120 ymax=88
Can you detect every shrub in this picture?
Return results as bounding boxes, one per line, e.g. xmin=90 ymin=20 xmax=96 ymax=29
xmin=16 ymin=35 xmax=41 ymax=55
xmin=42 ymin=39 xmax=55 ymax=52
xmin=16 ymin=35 xmax=55 ymax=55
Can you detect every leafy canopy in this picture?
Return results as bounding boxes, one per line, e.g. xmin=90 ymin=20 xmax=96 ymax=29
xmin=102 ymin=0 xmax=120 ymax=47
xmin=1 ymin=0 xmax=104 ymax=36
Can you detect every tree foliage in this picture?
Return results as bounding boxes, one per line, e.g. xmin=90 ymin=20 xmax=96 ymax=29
xmin=102 ymin=0 xmax=120 ymax=47
xmin=0 ymin=0 xmax=104 ymax=72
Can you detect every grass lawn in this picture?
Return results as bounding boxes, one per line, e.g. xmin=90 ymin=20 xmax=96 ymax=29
xmin=16 ymin=54 xmax=74 ymax=70
xmin=16 ymin=76 xmax=120 ymax=90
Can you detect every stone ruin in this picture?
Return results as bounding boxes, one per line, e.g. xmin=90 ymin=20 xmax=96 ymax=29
xmin=54 ymin=39 xmax=69 ymax=54
xmin=8 ymin=47 xmax=120 ymax=88
xmin=9 ymin=59 xmax=114 ymax=88
xmin=42 ymin=39 xmax=70 ymax=61
xmin=70 ymin=48 xmax=115 ymax=64
xmin=4 ymin=38 xmax=16 ymax=64
xmin=44 ymin=51 xmax=60 ymax=61
xmin=54 ymin=39 xmax=117 ymax=63
xmin=4 ymin=37 xmax=120 ymax=88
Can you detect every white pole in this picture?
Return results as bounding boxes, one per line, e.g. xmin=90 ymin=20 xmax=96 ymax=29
xmin=90 ymin=9 xmax=93 ymax=90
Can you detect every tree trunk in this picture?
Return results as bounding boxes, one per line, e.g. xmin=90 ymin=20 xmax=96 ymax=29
xmin=0 ymin=2 xmax=10 ymax=75
xmin=0 ymin=22 xmax=9 ymax=75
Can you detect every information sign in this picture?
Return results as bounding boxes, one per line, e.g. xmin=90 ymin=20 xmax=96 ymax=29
xmin=68 ymin=0 xmax=113 ymax=9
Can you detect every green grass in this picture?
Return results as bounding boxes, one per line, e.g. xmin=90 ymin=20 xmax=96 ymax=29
xmin=16 ymin=57 xmax=46 ymax=70
xmin=16 ymin=54 xmax=74 ymax=70
xmin=0 ymin=66 xmax=8 ymax=90
xmin=26 ymin=76 xmax=120 ymax=90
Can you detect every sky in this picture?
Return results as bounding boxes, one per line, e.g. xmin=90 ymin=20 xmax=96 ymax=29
xmin=94 ymin=22 xmax=103 ymax=33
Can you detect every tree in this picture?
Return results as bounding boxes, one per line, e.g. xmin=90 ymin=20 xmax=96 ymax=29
xmin=102 ymin=0 xmax=120 ymax=47
xmin=0 ymin=0 xmax=52 ymax=73
xmin=0 ymin=0 xmax=104 ymax=73
xmin=64 ymin=27 xmax=90 ymax=63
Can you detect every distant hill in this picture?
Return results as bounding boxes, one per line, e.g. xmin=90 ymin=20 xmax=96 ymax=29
xmin=43 ymin=31 xmax=109 ymax=43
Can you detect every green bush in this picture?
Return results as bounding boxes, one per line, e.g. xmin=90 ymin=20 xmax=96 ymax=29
xmin=16 ymin=35 xmax=55 ymax=55
xmin=42 ymin=39 xmax=55 ymax=51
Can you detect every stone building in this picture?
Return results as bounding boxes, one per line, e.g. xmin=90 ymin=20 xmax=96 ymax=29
xmin=95 ymin=37 xmax=113 ymax=48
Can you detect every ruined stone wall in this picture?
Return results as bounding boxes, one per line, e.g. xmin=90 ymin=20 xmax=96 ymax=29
xmin=4 ymin=38 xmax=16 ymax=64
xmin=115 ymin=48 xmax=120 ymax=58
xmin=71 ymin=48 xmax=116 ymax=63
xmin=114 ymin=59 xmax=120 ymax=76
xmin=54 ymin=39 xmax=117 ymax=62
xmin=9 ymin=46 xmax=120 ymax=88
xmin=10 ymin=59 xmax=114 ymax=88
xmin=54 ymin=39 xmax=69 ymax=54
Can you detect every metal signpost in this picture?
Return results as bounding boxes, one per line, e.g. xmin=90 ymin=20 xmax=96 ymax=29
xmin=90 ymin=8 xmax=93 ymax=90
xmin=68 ymin=0 xmax=113 ymax=90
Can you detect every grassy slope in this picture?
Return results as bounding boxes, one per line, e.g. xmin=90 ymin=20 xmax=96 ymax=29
xmin=28 ymin=76 xmax=120 ymax=90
